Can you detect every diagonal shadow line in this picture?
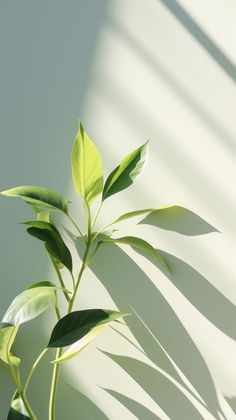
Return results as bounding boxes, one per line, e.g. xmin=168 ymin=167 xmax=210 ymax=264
xmin=57 ymin=380 xmax=109 ymax=420
xmin=108 ymin=18 xmax=236 ymax=154
xmin=153 ymin=249 xmax=236 ymax=340
xmin=102 ymin=351 xmax=207 ymax=420
xmin=92 ymin=75 xmax=236 ymax=237
xmin=158 ymin=0 xmax=236 ymax=83
xmin=89 ymin=243 xmax=223 ymax=419
xmin=103 ymin=388 xmax=162 ymax=420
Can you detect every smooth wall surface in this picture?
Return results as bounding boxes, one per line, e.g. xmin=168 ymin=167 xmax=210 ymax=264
xmin=0 ymin=1 xmax=236 ymax=419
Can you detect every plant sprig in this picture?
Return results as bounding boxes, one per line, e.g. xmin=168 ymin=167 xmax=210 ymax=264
xmin=0 ymin=122 xmax=171 ymax=419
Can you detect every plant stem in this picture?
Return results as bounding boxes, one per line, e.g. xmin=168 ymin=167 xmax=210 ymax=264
xmin=68 ymin=243 xmax=91 ymax=313
xmin=67 ymin=214 xmax=84 ymax=238
xmin=7 ymin=330 xmax=37 ymax=419
xmin=48 ymin=348 xmax=62 ymax=420
xmin=23 ymin=348 xmax=48 ymax=394
xmin=49 ymin=201 xmax=93 ymax=419
xmin=21 ymin=393 xmax=37 ymax=420
xmin=91 ymin=202 xmax=102 ymax=230
xmin=48 ymin=254 xmax=70 ymax=302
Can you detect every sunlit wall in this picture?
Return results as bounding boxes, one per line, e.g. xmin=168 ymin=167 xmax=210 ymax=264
xmin=0 ymin=1 xmax=236 ymax=419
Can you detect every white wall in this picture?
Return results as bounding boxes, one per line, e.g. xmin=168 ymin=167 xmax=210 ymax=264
xmin=0 ymin=1 xmax=236 ymax=419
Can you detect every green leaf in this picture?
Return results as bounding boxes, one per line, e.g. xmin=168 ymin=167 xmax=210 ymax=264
xmin=0 ymin=186 xmax=69 ymax=214
xmin=52 ymin=324 xmax=107 ymax=364
xmin=8 ymin=393 xmax=30 ymax=419
xmin=23 ymin=221 xmax=72 ymax=272
xmin=102 ymin=142 xmax=148 ymax=200
xmin=72 ymin=123 xmax=103 ymax=204
xmin=112 ymin=208 xmax=155 ymax=224
xmin=50 ymin=310 xmax=127 ymax=364
xmin=0 ymin=286 xmax=56 ymax=327
xmin=102 ymin=236 xmax=170 ymax=273
xmin=32 ymin=206 xmax=51 ymax=222
xmin=48 ymin=309 xmax=127 ymax=349
xmin=0 ymin=326 xmax=19 ymax=367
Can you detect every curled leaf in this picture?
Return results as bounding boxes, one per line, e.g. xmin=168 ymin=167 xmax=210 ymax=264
xmin=23 ymin=221 xmax=72 ymax=272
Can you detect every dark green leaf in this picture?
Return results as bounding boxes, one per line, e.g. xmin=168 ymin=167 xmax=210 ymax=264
xmin=102 ymin=236 xmax=170 ymax=273
xmin=72 ymin=123 xmax=103 ymax=204
xmin=24 ymin=221 xmax=72 ymax=271
xmin=26 ymin=281 xmax=57 ymax=290
xmin=1 ymin=186 xmax=69 ymax=214
xmin=1 ymin=286 xmax=56 ymax=327
xmin=48 ymin=309 xmax=127 ymax=348
xmin=102 ymin=142 xmax=148 ymax=200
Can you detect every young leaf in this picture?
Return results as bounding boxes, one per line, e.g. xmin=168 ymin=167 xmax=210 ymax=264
xmin=0 ymin=186 xmax=69 ymax=214
xmin=0 ymin=286 xmax=56 ymax=327
xmin=102 ymin=142 xmax=148 ymax=201
xmin=112 ymin=208 xmax=155 ymax=224
xmin=8 ymin=393 xmax=30 ymax=419
xmin=0 ymin=326 xmax=19 ymax=367
xmin=72 ymin=123 xmax=103 ymax=204
xmin=102 ymin=236 xmax=170 ymax=273
xmin=48 ymin=309 xmax=127 ymax=348
xmin=23 ymin=221 xmax=72 ymax=272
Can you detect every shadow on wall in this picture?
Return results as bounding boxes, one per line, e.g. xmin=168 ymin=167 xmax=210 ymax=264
xmin=139 ymin=205 xmax=219 ymax=236
xmin=87 ymin=207 xmax=233 ymax=420
xmin=158 ymin=0 xmax=236 ymax=83
xmin=104 ymin=388 xmax=161 ymax=420
xmin=108 ymin=17 xmax=236 ymax=155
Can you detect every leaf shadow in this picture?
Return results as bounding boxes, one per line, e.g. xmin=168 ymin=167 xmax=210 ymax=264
xmin=139 ymin=206 xmax=218 ymax=236
xmin=102 ymin=352 xmax=203 ymax=420
xmin=56 ymin=380 xmax=108 ymax=420
xmin=103 ymin=388 xmax=161 ymax=420
xmin=224 ymin=396 xmax=236 ymax=415
xmin=89 ymin=244 xmax=224 ymax=419
xmin=154 ymin=250 xmax=236 ymax=340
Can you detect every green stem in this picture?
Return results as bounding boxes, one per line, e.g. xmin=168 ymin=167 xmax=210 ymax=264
xmin=21 ymin=393 xmax=37 ymax=420
xmin=68 ymin=239 xmax=91 ymax=313
xmin=67 ymin=214 xmax=84 ymax=238
xmin=23 ymin=348 xmax=48 ymax=394
xmin=49 ymin=254 xmax=70 ymax=303
xmin=92 ymin=221 xmax=113 ymax=242
xmin=6 ymin=330 xmax=37 ymax=419
xmin=48 ymin=348 xmax=62 ymax=420
xmin=49 ymin=211 xmax=92 ymax=418
xmin=91 ymin=202 xmax=102 ymax=230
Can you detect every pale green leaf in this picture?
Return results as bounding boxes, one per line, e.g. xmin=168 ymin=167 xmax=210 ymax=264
xmin=102 ymin=142 xmax=148 ymax=200
xmin=1 ymin=286 xmax=56 ymax=327
xmin=0 ymin=186 xmax=69 ymax=214
xmin=72 ymin=123 xmax=103 ymax=204
xmin=52 ymin=324 xmax=106 ymax=364
xmin=112 ymin=208 xmax=155 ymax=224
xmin=0 ymin=326 xmax=19 ymax=367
